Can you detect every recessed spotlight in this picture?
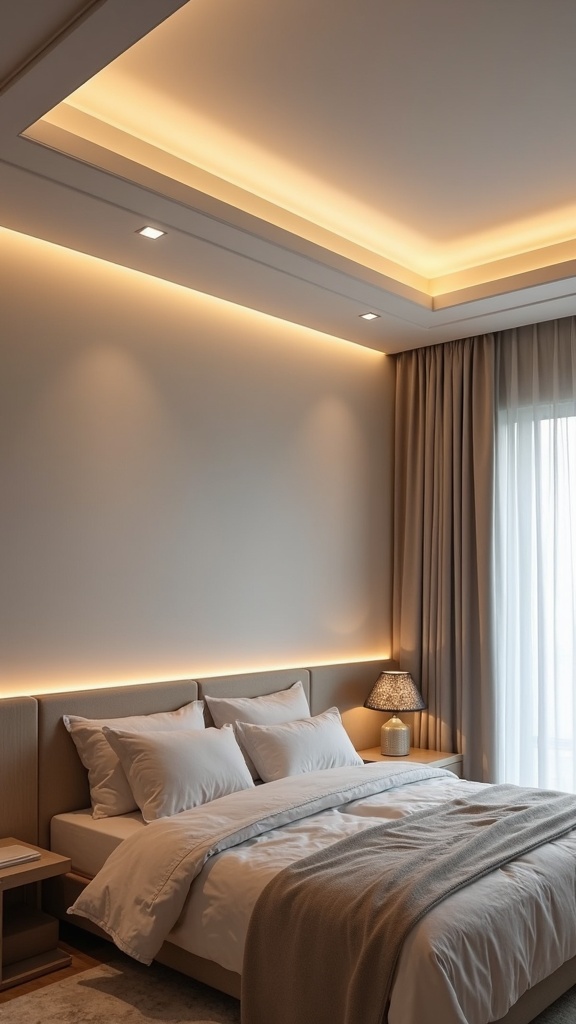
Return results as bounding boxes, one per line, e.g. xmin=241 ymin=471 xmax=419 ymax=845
xmin=137 ymin=226 xmax=166 ymax=240
xmin=360 ymin=312 xmax=380 ymax=321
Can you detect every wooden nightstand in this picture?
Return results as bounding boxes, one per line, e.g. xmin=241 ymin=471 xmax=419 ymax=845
xmin=0 ymin=838 xmax=72 ymax=991
xmin=357 ymin=747 xmax=464 ymax=778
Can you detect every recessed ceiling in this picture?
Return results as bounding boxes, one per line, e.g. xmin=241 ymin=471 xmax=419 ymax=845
xmin=3 ymin=0 xmax=576 ymax=352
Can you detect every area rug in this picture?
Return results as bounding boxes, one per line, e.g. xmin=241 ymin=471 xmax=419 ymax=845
xmin=532 ymin=984 xmax=576 ymax=1024
xmin=2 ymin=958 xmax=576 ymax=1024
xmin=0 ymin=960 xmax=240 ymax=1024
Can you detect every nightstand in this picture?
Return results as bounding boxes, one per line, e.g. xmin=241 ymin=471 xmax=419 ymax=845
xmin=357 ymin=746 xmax=464 ymax=778
xmin=0 ymin=838 xmax=72 ymax=991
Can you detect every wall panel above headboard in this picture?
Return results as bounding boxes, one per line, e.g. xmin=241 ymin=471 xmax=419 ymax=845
xmin=0 ymin=696 xmax=38 ymax=844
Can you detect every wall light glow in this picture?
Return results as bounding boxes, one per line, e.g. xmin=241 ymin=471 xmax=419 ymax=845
xmin=0 ymin=653 xmax=392 ymax=699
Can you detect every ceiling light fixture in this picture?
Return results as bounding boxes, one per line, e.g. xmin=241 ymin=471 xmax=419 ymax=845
xmin=360 ymin=312 xmax=380 ymax=320
xmin=137 ymin=226 xmax=166 ymax=239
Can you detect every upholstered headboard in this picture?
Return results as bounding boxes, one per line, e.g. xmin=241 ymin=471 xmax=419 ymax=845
xmin=35 ymin=679 xmax=199 ymax=848
xmin=5 ymin=660 xmax=388 ymax=850
xmin=309 ymin=659 xmax=395 ymax=750
xmin=34 ymin=669 xmax=312 ymax=848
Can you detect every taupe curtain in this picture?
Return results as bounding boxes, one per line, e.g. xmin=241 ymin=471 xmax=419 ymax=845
xmin=393 ymin=336 xmax=496 ymax=781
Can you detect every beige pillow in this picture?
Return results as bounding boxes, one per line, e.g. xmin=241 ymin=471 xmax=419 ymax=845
xmin=235 ymin=707 xmax=363 ymax=782
xmin=205 ymin=681 xmax=310 ymax=777
xmin=63 ymin=701 xmax=205 ymax=818
xmin=103 ymin=725 xmax=254 ymax=821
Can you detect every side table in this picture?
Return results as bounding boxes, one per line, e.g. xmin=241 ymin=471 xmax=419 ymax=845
xmin=0 ymin=837 xmax=72 ymax=991
xmin=357 ymin=746 xmax=464 ymax=778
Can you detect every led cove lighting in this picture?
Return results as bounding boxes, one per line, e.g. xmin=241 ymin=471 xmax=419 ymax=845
xmin=137 ymin=226 xmax=165 ymax=239
xmin=360 ymin=312 xmax=380 ymax=320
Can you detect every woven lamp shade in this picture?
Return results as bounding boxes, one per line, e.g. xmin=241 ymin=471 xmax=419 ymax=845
xmin=364 ymin=671 xmax=426 ymax=755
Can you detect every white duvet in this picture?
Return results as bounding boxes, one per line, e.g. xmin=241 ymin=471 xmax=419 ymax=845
xmin=70 ymin=763 xmax=576 ymax=1024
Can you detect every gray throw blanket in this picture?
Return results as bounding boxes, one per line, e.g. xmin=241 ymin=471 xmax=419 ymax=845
xmin=241 ymin=784 xmax=576 ymax=1024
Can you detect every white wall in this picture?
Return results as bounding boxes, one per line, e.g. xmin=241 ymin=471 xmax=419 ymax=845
xmin=0 ymin=227 xmax=394 ymax=695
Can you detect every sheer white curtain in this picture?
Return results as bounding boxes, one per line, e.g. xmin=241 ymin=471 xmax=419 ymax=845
xmin=494 ymin=318 xmax=576 ymax=790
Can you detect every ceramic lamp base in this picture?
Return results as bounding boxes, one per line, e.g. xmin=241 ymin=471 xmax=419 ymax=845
xmin=381 ymin=715 xmax=410 ymax=756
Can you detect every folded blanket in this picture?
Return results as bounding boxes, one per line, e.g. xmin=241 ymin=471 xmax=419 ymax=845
xmin=242 ymin=784 xmax=576 ymax=1024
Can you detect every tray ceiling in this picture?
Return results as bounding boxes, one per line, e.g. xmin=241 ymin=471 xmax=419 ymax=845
xmin=2 ymin=0 xmax=576 ymax=352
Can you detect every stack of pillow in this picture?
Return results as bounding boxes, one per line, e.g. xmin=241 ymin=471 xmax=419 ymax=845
xmin=64 ymin=683 xmax=362 ymax=823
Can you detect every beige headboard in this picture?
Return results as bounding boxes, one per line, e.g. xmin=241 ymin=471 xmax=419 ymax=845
xmin=34 ymin=670 xmax=310 ymax=848
xmin=309 ymin=659 xmax=391 ymax=715
xmin=310 ymin=659 xmax=397 ymax=750
xmin=0 ymin=697 xmax=38 ymax=844
xmin=35 ymin=679 xmax=198 ymax=848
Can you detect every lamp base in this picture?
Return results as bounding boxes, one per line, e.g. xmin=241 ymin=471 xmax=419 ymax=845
xmin=381 ymin=716 xmax=410 ymax=756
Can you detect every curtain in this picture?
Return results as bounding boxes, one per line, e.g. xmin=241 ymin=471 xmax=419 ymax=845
xmin=494 ymin=317 xmax=576 ymax=790
xmin=393 ymin=337 xmax=496 ymax=782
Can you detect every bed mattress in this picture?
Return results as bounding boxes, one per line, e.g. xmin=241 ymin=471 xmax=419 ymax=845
xmin=51 ymin=809 xmax=145 ymax=877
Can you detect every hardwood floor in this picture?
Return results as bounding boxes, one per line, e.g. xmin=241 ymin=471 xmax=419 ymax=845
xmin=0 ymin=923 xmax=115 ymax=1004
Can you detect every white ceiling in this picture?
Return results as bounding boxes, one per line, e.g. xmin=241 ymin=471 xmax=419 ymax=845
xmin=3 ymin=0 xmax=576 ymax=353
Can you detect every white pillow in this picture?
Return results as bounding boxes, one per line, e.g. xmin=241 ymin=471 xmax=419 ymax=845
xmin=205 ymin=681 xmax=310 ymax=778
xmin=102 ymin=725 xmax=254 ymax=821
xmin=63 ymin=701 xmax=205 ymax=819
xmin=235 ymin=707 xmax=363 ymax=783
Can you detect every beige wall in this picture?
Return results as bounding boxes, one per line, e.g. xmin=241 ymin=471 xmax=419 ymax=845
xmin=0 ymin=227 xmax=394 ymax=695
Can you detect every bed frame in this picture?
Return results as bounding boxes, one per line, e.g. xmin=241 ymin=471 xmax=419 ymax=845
xmin=2 ymin=663 xmax=576 ymax=1021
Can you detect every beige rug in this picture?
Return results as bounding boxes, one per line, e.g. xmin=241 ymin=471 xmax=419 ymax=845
xmin=2 ymin=958 xmax=576 ymax=1024
xmin=0 ymin=960 xmax=240 ymax=1024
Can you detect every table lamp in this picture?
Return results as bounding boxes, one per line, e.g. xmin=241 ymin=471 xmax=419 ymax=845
xmin=364 ymin=670 xmax=426 ymax=755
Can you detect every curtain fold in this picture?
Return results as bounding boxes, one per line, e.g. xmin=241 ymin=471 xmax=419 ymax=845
xmin=394 ymin=317 xmax=576 ymax=787
xmin=393 ymin=337 xmax=496 ymax=782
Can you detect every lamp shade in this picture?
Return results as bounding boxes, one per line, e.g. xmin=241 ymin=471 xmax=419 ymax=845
xmin=364 ymin=671 xmax=426 ymax=713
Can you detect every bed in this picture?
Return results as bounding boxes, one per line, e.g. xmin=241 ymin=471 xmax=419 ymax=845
xmin=28 ymin=669 xmax=576 ymax=1024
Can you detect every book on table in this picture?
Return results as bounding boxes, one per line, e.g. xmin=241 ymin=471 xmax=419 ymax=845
xmin=0 ymin=845 xmax=41 ymax=868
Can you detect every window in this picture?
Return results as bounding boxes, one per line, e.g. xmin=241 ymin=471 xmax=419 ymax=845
xmin=494 ymin=402 xmax=576 ymax=790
